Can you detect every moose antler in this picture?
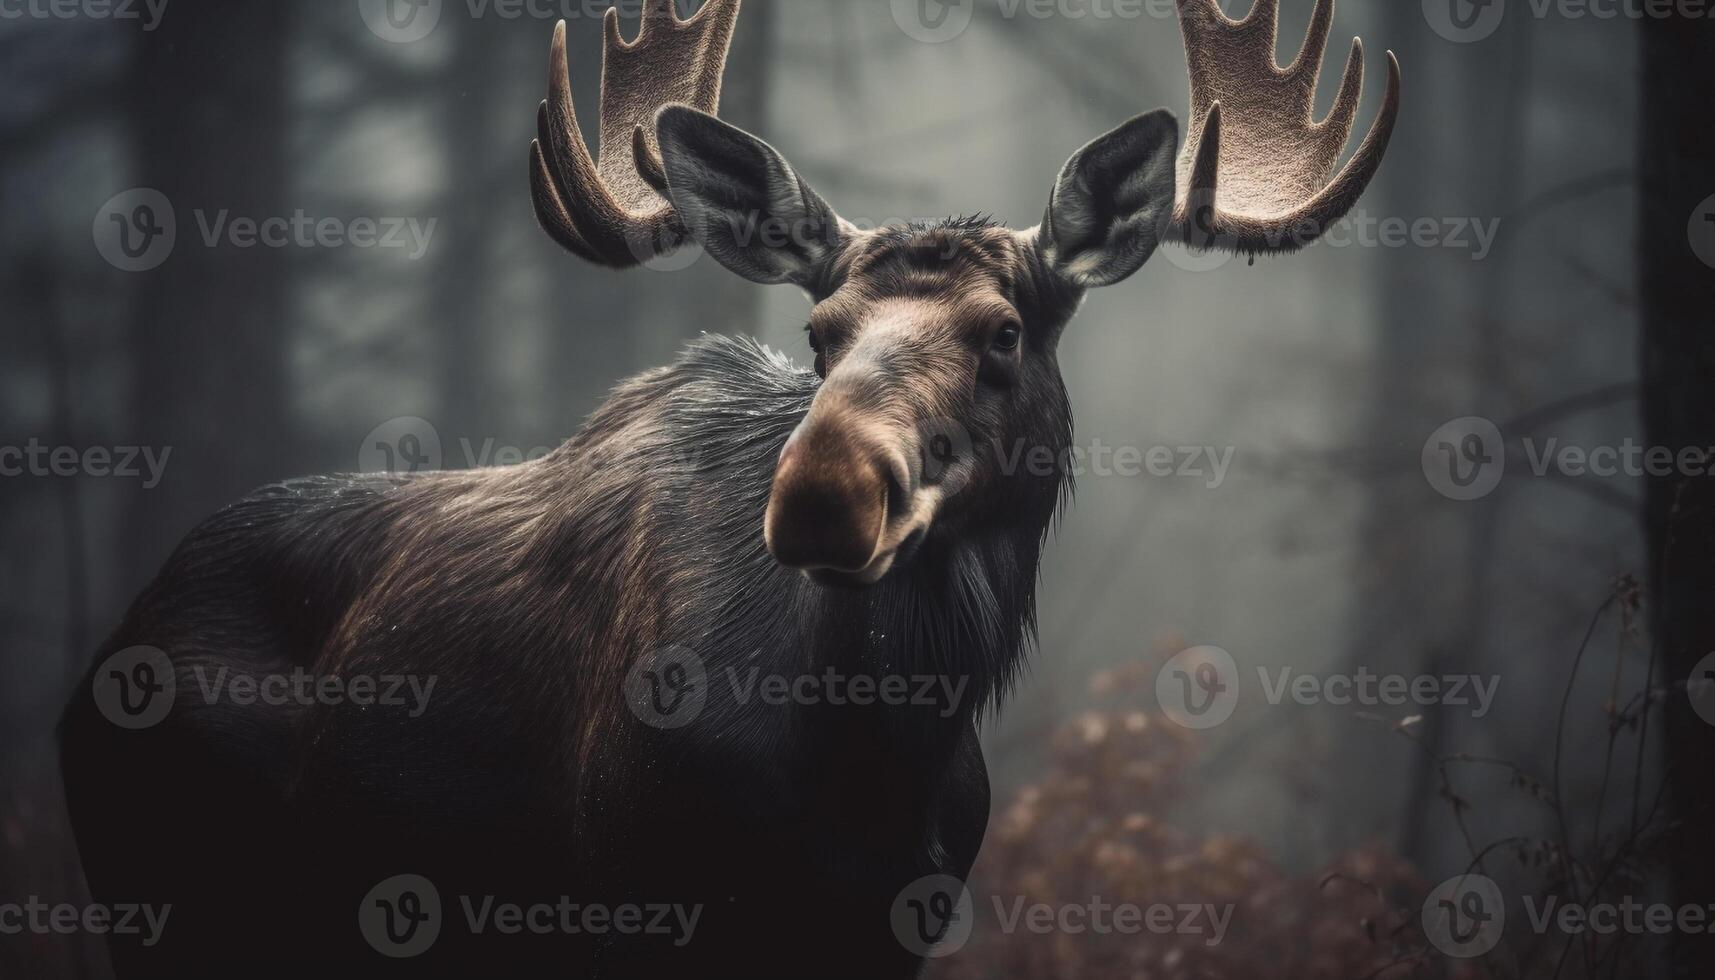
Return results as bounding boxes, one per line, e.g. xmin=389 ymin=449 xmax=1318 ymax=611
xmin=1170 ymin=0 xmax=1400 ymax=254
xmin=530 ymin=0 xmax=742 ymax=267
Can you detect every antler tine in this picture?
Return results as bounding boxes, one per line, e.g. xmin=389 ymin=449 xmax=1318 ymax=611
xmin=1240 ymin=0 xmax=1280 ymax=53
xmin=1168 ymin=0 xmax=1400 ymax=256
xmin=1315 ymin=37 xmax=1367 ymax=147
xmin=1286 ymin=0 xmax=1334 ymax=81
xmin=530 ymin=0 xmax=743 ymax=269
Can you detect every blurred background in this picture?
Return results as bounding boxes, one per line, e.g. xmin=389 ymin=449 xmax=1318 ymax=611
xmin=3 ymin=0 xmax=1712 ymax=976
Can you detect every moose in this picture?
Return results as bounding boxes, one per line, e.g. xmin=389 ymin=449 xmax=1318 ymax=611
xmin=60 ymin=1 xmax=1398 ymax=976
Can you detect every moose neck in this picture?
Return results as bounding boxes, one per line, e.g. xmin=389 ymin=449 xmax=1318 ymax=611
xmin=792 ymin=523 xmax=1045 ymax=732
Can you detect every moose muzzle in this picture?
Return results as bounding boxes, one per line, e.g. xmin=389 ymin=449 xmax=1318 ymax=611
xmin=765 ymin=405 xmax=922 ymax=587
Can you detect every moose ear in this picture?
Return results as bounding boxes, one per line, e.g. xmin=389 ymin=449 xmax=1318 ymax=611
xmin=1038 ymin=109 xmax=1181 ymax=289
xmin=656 ymin=105 xmax=847 ymax=288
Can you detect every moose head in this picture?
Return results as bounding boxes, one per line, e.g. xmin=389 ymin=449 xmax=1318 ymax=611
xmin=530 ymin=0 xmax=1399 ymax=588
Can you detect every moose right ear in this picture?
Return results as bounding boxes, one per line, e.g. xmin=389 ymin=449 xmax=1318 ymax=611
xmin=656 ymin=105 xmax=848 ymax=288
xmin=1038 ymin=109 xmax=1181 ymax=289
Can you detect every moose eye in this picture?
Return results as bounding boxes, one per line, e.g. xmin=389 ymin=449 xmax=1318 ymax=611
xmin=992 ymin=321 xmax=1022 ymax=352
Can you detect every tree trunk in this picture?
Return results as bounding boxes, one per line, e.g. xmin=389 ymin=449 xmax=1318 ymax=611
xmin=1639 ymin=12 xmax=1715 ymax=978
xmin=122 ymin=0 xmax=294 ymax=588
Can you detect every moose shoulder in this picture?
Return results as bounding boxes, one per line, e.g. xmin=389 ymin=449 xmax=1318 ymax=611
xmin=62 ymin=1 xmax=1398 ymax=977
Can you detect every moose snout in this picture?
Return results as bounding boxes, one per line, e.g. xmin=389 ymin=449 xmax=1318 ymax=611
xmin=765 ymin=419 xmax=914 ymax=583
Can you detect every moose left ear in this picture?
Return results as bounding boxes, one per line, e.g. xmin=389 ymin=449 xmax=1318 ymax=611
xmin=1037 ymin=109 xmax=1180 ymax=289
xmin=656 ymin=105 xmax=848 ymax=288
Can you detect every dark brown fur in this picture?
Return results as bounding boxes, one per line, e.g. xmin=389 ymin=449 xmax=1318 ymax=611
xmin=61 ymin=223 xmax=1085 ymax=979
